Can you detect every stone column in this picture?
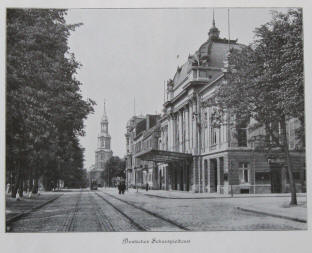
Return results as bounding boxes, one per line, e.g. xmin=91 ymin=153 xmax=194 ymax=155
xmin=209 ymin=159 xmax=216 ymax=193
xmin=191 ymin=97 xmax=200 ymax=192
xmin=183 ymin=161 xmax=187 ymax=191
xmin=217 ymin=158 xmax=221 ymax=193
xmin=185 ymin=105 xmax=189 ymax=153
xmin=168 ymin=164 xmax=172 ymax=190
xmin=181 ymin=106 xmax=186 ymax=153
xmin=207 ymin=159 xmax=211 ymax=193
xmin=192 ymin=157 xmax=199 ymax=192
xmin=179 ymin=110 xmax=183 ymax=152
xmin=168 ymin=114 xmax=173 ymax=151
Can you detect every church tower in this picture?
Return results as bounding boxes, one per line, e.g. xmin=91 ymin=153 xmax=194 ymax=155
xmin=95 ymin=100 xmax=113 ymax=172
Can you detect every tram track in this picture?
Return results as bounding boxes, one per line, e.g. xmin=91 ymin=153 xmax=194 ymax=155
xmin=58 ymin=190 xmax=82 ymax=232
xmin=95 ymin=191 xmax=190 ymax=232
xmin=88 ymin=192 xmax=115 ymax=231
xmin=94 ymin=191 xmax=146 ymax=231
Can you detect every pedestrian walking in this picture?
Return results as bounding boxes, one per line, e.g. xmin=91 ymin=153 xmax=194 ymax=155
xmin=145 ymin=183 xmax=149 ymax=192
xmin=121 ymin=182 xmax=126 ymax=194
xmin=118 ymin=182 xmax=122 ymax=194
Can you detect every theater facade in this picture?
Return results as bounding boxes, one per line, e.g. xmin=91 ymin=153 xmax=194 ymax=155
xmin=126 ymin=18 xmax=306 ymax=194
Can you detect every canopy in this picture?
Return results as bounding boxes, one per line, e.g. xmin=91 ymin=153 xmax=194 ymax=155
xmin=135 ymin=149 xmax=192 ymax=163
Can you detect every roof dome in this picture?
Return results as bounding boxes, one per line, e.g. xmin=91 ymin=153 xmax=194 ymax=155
xmin=208 ymin=11 xmax=220 ymax=41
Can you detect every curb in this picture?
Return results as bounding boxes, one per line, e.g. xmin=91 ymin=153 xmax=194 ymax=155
xmin=6 ymin=194 xmax=63 ymax=231
xmin=236 ymin=206 xmax=307 ymax=223
xmin=141 ymin=193 xmax=306 ymax=200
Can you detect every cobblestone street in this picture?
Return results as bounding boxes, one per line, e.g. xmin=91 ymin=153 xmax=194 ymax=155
xmin=6 ymin=189 xmax=307 ymax=232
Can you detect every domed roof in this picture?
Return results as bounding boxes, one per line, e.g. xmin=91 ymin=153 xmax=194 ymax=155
xmin=208 ymin=15 xmax=220 ymax=41
xmin=168 ymin=15 xmax=243 ymax=88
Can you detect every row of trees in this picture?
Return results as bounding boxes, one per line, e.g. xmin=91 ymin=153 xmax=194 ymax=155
xmin=6 ymin=9 xmax=95 ymax=197
xmin=213 ymin=9 xmax=304 ymax=205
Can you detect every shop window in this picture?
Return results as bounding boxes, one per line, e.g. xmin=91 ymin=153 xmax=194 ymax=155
xmin=285 ymin=171 xmax=301 ymax=182
xmin=255 ymin=172 xmax=271 ymax=184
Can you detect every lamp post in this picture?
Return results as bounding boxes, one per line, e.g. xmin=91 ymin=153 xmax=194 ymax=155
xmin=125 ymin=157 xmax=128 ymax=191
xmin=229 ymin=160 xmax=234 ymax=197
xmin=135 ymin=168 xmax=138 ymax=193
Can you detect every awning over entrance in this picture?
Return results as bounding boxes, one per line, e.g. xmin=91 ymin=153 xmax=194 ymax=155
xmin=135 ymin=149 xmax=192 ymax=163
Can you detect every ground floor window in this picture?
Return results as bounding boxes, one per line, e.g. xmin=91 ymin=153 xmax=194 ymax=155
xmin=239 ymin=162 xmax=249 ymax=184
xmin=286 ymin=170 xmax=301 ymax=183
xmin=255 ymin=172 xmax=271 ymax=184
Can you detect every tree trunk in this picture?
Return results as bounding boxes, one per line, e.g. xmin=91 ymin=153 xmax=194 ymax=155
xmin=29 ymin=176 xmax=33 ymax=193
xmin=11 ymin=183 xmax=17 ymax=198
xmin=11 ymin=168 xmax=17 ymax=198
xmin=18 ymin=173 xmax=24 ymax=198
xmin=32 ymin=176 xmax=39 ymax=194
xmin=280 ymin=117 xmax=297 ymax=205
xmin=12 ymin=166 xmax=22 ymax=198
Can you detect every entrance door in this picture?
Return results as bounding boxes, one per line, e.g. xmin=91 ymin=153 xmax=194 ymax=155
xmin=271 ymin=164 xmax=282 ymax=193
xmin=210 ymin=159 xmax=218 ymax=192
xmin=159 ymin=170 xmax=162 ymax=190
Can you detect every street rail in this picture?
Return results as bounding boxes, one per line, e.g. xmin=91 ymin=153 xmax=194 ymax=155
xmin=88 ymin=192 xmax=115 ymax=231
xmin=96 ymin=191 xmax=190 ymax=232
xmin=59 ymin=190 xmax=82 ymax=232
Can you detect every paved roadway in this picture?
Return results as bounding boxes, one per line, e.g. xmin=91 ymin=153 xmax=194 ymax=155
xmin=8 ymin=189 xmax=306 ymax=232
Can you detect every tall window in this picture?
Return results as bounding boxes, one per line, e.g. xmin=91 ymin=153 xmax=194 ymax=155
xmin=237 ymin=121 xmax=248 ymax=147
xmin=239 ymin=162 xmax=249 ymax=184
xmin=210 ymin=127 xmax=217 ymax=145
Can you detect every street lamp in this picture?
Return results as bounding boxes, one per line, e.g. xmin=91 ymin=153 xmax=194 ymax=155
xmin=229 ymin=160 xmax=234 ymax=197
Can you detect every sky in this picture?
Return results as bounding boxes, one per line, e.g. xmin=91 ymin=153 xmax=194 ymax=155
xmin=65 ymin=8 xmax=289 ymax=170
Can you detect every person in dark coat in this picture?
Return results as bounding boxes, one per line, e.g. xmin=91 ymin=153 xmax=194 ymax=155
xmin=121 ymin=182 xmax=126 ymax=194
xmin=118 ymin=182 xmax=122 ymax=194
xmin=145 ymin=183 xmax=149 ymax=191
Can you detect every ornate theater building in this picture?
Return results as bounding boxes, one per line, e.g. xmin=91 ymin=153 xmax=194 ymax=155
xmin=126 ymin=17 xmax=306 ymax=194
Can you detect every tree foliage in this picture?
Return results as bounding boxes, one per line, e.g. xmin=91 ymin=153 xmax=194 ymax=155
xmin=6 ymin=9 xmax=95 ymax=196
xmin=214 ymin=9 xmax=304 ymax=204
xmin=101 ymin=156 xmax=126 ymax=187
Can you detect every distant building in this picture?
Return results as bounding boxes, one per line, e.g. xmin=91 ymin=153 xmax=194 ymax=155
xmin=125 ymin=114 xmax=160 ymax=189
xmin=90 ymin=101 xmax=113 ymax=187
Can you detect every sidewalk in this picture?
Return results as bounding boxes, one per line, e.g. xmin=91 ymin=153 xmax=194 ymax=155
xmin=124 ymin=187 xmax=307 ymax=199
xmin=112 ymin=188 xmax=307 ymax=223
xmin=5 ymin=192 xmax=62 ymax=222
xmin=235 ymin=197 xmax=307 ymax=223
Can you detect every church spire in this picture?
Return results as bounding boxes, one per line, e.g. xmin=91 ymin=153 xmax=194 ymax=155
xmin=101 ymin=99 xmax=108 ymax=122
